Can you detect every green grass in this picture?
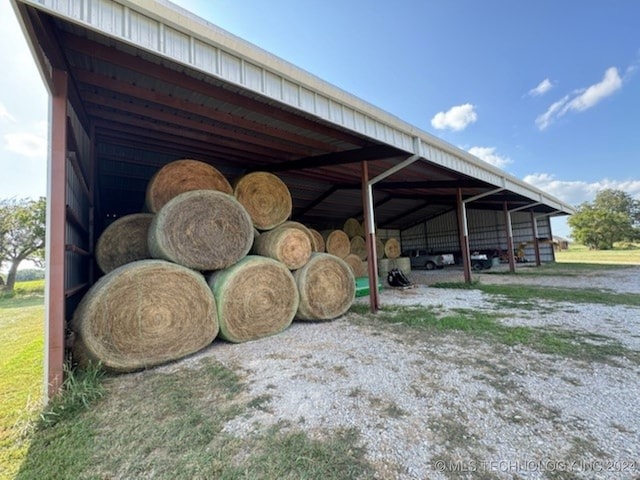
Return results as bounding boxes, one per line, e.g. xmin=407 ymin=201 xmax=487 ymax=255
xmin=369 ymin=305 xmax=639 ymax=365
xmin=555 ymin=243 xmax=640 ymax=264
xmin=483 ymin=261 xmax=634 ymax=277
xmin=0 ymin=290 xmax=44 ymax=480
xmin=16 ymin=358 xmax=374 ymax=480
xmin=432 ymin=281 xmax=640 ymax=308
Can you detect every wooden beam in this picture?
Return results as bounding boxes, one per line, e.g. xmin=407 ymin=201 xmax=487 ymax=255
xmin=293 ymin=185 xmax=340 ymax=219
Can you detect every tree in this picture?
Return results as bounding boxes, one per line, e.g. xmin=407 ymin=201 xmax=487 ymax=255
xmin=0 ymin=197 xmax=46 ymax=292
xmin=568 ymin=189 xmax=640 ymax=249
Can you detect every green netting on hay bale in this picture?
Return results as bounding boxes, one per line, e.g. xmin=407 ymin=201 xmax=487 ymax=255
xmin=293 ymin=253 xmax=355 ymax=321
xmin=209 ymin=255 xmax=298 ymax=343
xmin=148 ymin=190 xmax=254 ymax=271
xmin=71 ymin=260 xmax=218 ymax=372
xmin=95 ymin=213 xmax=154 ymax=274
xmin=145 ymin=159 xmax=232 ymax=213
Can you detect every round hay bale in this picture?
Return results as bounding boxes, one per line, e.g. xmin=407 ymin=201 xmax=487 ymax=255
xmin=384 ymin=238 xmax=401 ymax=259
xmin=324 ymin=229 xmax=350 ymax=259
xmin=350 ymin=235 xmax=367 ymax=260
xmin=145 ymin=159 xmax=232 ymax=213
xmin=309 ymin=228 xmax=325 ymax=252
xmin=252 ymin=226 xmax=311 ymax=270
xmin=293 ymin=253 xmax=355 ymax=321
xmin=71 ymin=260 xmax=218 ymax=372
xmin=376 ymin=237 xmax=385 ymax=260
xmin=233 ymin=172 xmax=292 ymax=230
xmin=95 ymin=213 xmax=154 ymax=274
xmin=148 ymin=190 xmax=253 ymax=271
xmin=344 ymin=253 xmax=365 ymax=278
xmin=209 ymin=255 xmax=298 ymax=343
xmin=343 ymin=217 xmax=364 ymax=238
xmin=280 ymin=221 xmax=316 ymax=251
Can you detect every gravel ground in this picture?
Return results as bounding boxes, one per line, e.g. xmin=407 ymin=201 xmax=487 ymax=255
xmin=170 ymin=265 xmax=640 ymax=479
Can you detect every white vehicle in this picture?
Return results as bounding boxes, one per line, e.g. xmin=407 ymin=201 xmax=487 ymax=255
xmin=404 ymin=249 xmax=455 ymax=270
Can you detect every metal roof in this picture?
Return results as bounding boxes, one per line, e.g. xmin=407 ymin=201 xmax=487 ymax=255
xmin=13 ymin=0 xmax=574 ymax=232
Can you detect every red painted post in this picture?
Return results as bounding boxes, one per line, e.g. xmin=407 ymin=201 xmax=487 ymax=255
xmin=362 ymin=161 xmax=380 ymax=312
xmin=456 ymin=188 xmax=472 ymax=283
xmin=503 ymin=202 xmax=516 ymax=273
xmin=531 ymin=210 xmax=541 ymax=266
xmin=45 ymin=69 xmax=68 ymax=400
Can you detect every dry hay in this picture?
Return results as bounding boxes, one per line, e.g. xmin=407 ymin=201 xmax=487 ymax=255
xmin=95 ymin=213 xmax=154 ymax=273
xmin=233 ymin=172 xmax=292 ymax=230
xmin=252 ymin=225 xmax=311 ymax=270
xmin=344 ymin=253 xmax=366 ymax=277
xmin=376 ymin=237 xmax=385 ymax=260
xmin=148 ymin=190 xmax=254 ymax=271
xmin=280 ymin=221 xmax=316 ymax=251
xmin=71 ymin=260 xmax=218 ymax=372
xmin=349 ymin=235 xmax=367 ymax=260
xmin=324 ymin=229 xmax=351 ymax=259
xmin=309 ymin=228 xmax=325 ymax=252
xmin=343 ymin=217 xmax=364 ymax=238
xmin=384 ymin=238 xmax=401 ymax=259
xmin=145 ymin=159 xmax=232 ymax=213
xmin=209 ymin=255 xmax=298 ymax=343
xmin=293 ymin=253 xmax=355 ymax=321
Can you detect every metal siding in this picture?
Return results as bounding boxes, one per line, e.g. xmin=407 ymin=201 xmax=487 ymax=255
xmin=244 ymin=61 xmax=263 ymax=92
xmin=20 ymin=0 xmax=574 ymax=214
xmin=282 ymin=79 xmax=299 ymax=106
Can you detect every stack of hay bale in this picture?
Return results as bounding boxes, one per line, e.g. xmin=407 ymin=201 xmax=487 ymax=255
xmin=74 ymin=159 xmax=355 ymax=373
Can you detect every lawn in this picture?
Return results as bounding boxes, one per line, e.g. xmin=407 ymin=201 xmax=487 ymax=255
xmin=0 ymin=290 xmax=44 ymax=480
xmin=555 ymin=243 xmax=640 ymax=264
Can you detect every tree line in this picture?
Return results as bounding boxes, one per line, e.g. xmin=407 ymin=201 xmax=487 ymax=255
xmin=0 ymin=189 xmax=638 ymax=293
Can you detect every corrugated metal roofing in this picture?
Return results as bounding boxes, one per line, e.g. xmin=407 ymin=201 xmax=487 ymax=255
xmin=14 ymin=0 xmax=574 ymax=235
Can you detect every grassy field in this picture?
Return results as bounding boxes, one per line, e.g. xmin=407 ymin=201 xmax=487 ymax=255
xmin=555 ymin=243 xmax=640 ymax=264
xmin=0 ymin=288 xmax=44 ymax=480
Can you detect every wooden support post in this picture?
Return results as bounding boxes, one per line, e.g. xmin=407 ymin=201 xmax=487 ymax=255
xmin=456 ymin=188 xmax=472 ymax=283
xmin=45 ymin=69 xmax=68 ymax=400
xmin=362 ymin=161 xmax=380 ymax=312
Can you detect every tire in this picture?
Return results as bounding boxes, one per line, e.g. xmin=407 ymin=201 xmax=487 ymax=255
xmin=472 ymin=262 xmax=483 ymax=271
xmin=425 ymin=261 xmax=436 ymax=270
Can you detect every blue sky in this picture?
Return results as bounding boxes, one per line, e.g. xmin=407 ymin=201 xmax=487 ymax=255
xmin=2 ymin=0 xmax=639 ymax=238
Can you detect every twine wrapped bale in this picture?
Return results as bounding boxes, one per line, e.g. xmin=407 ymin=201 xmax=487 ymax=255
xmin=71 ymin=260 xmax=218 ymax=372
xmin=324 ymin=229 xmax=351 ymax=259
xmin=148 ymin=190 xmax=253 ymax=271
xmin=208 ymin=255 xmax=298 ymax=343
xmin=343 ymin=217 xmax=364 ymax=238
xmin=384 ymin=238 xmax=401 ymax=259
xmin=95 ymin=213 xmax=154 ymax=273
xmin=252 ymin=225 xmax=311 ymax=270
xmin=350 ymin=235 xmax=367 ymax=260
xmin=233 ymin=172 xmax=292 ymax=230
xmin=344 ymin=253 xmax=366 ymax=278
xmin=145 ymin=159 xmax=232 ymax=213
xmin=309 ymin=228 xmax=325 ymax=252
xmin=293 ymin=253 xmax=355 ymax=321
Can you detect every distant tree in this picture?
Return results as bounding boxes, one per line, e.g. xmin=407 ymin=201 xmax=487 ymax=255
xmin=0 ymin=197 xmax=46 ymax=292
xmin=569 ymin=189 xmax=640 ymax=249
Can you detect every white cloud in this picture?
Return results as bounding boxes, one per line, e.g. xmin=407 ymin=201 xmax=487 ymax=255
xmin=527 ymin=78 xmax=553 ymax=97
xmin=536 ymin=67 xmax=623 ymax=130
xmin=431 ymin=103 xmax=478 ymax=131
xmin=467 ymin=146 xmax=513 ymax=169
xmin=0 ymin=102 xmax=16 ymax=122
xmin=4 ymin=131 xmax=47 ymax=158
xmin=523 ymin=173 xmax=640 ymax=206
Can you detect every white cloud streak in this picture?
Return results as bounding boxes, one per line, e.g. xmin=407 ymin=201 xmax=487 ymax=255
xmin=431 ymin=103 xmax=478 ymax=131
xmin=527 ymin=78 xmax=553 ymax=97
xmin=523 ymin=173 xmax=640 ymax=206
xmin=536 ymin=67 xmax=623 ymax=130
xmin=0 ymin=102 xmax=16 ymax=122
xmin=3 ymin=131 xmax=47 ymax=158
xmin=467 ymin=146 xmax=513 ymax=169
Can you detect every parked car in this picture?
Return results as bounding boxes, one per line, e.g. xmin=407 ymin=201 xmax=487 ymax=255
xmin=404 ymin=249 xmax=454 ymax=270
xmin=470 ymin=252 xmax=493 ymax=271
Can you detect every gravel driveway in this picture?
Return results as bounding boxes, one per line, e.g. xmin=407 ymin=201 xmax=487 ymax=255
xmin=175 ymin=265 xmax=640 ymax=479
